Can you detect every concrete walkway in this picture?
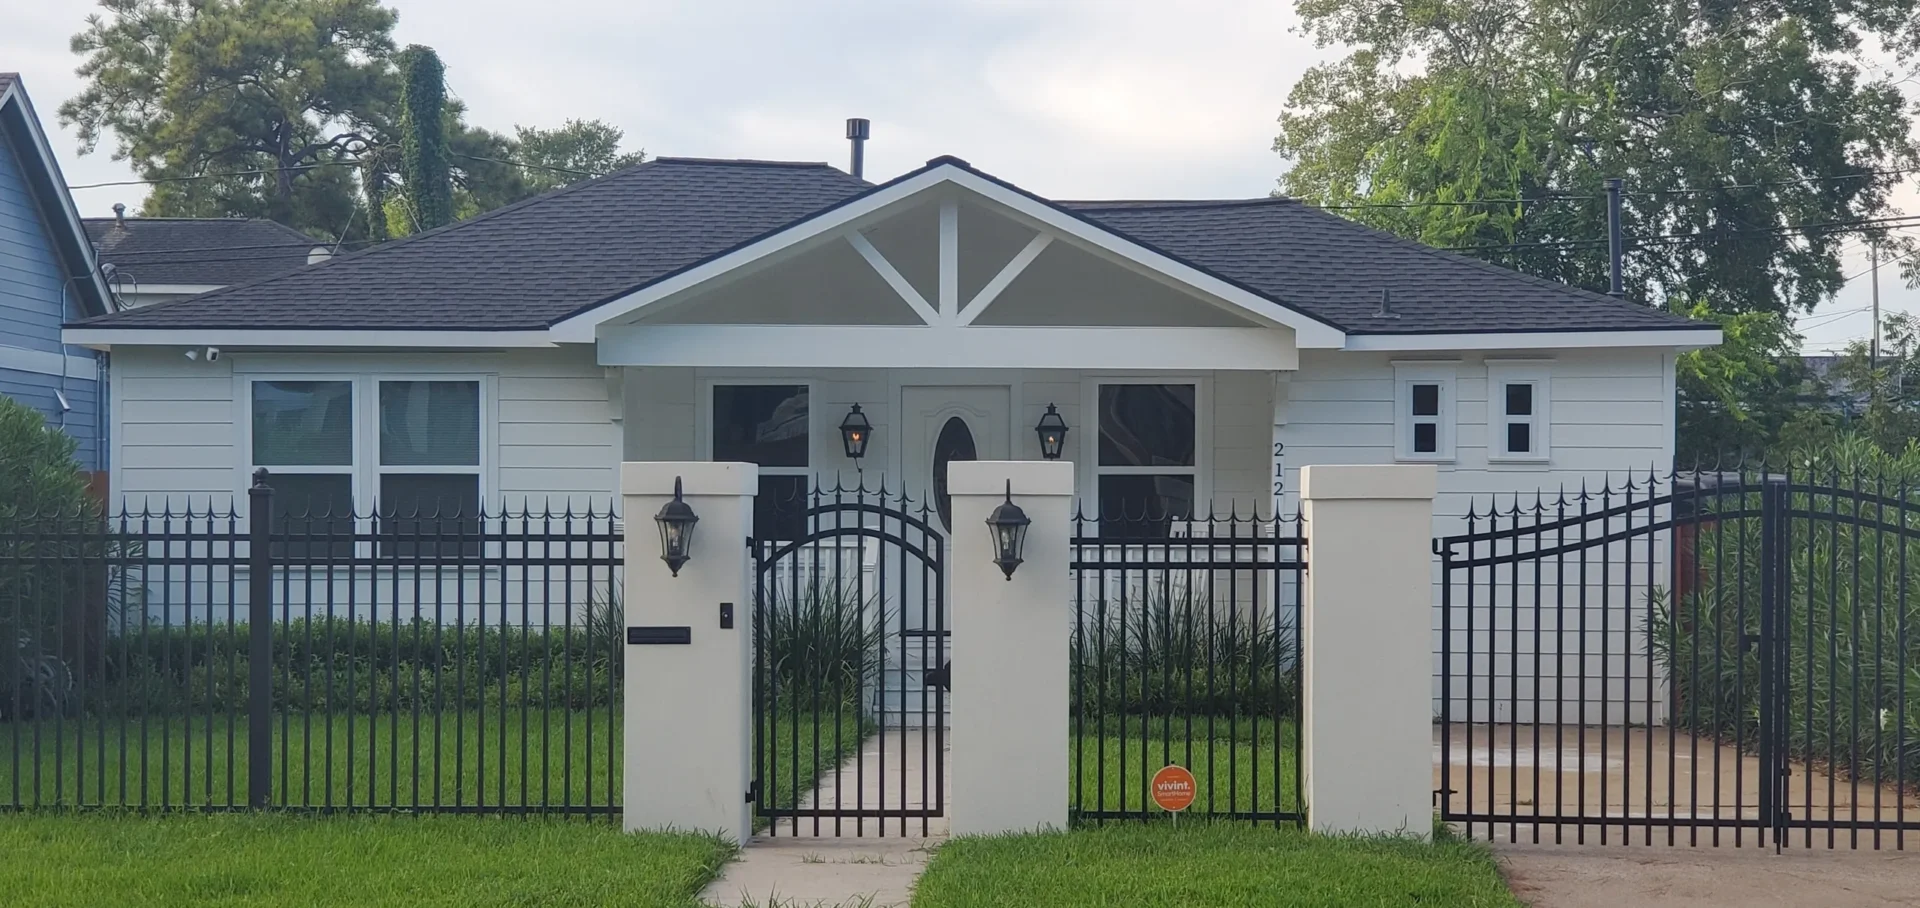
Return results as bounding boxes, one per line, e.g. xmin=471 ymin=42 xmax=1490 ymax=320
xmin=700 ymin=728 xmax=950 ymax=908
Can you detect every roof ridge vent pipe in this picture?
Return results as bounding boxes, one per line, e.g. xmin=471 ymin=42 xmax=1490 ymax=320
xmin=846 ymin=118 xmax=871 ymax=179
xmin=112 ymin=202 xmax=126 ymax=228
xmin=1374 ymin=287 xmax=1399 ymax=319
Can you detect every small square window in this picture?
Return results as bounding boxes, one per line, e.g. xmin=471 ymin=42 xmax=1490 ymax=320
xmin=1505 ymin=383 xmax=1533 ymax=418
xmin=1507 ymin=422 xmax=1532 ymax=454
xmin=1412 ymin=384 xmax=1440 ymax=417
xmin=1413 ymin=423 xmax=1438 ymax=454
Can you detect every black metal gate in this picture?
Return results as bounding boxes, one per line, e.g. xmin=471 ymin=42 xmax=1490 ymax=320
xmin=1437 ymin=467 xmax=1920 ymax=849
xmin=749 ymin=482 xmax=946 ymax=836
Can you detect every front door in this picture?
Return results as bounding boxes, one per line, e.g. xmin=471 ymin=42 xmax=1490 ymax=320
xmin=890 ymin=386 xmax=1009 ymax=712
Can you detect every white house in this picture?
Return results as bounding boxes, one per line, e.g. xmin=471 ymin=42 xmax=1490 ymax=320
xmin=61 ymin=150 xmax=1718 ymax=722
xmin=64 ymin=152 xmax=1716 ymax=529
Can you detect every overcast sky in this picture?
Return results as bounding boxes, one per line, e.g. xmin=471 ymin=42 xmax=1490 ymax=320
xmin=0 ymin=0 xmax=1909 ymax=349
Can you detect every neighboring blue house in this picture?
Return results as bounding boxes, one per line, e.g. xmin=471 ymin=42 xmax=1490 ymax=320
xmin=0 ymin=73 xmax=115 ymax=478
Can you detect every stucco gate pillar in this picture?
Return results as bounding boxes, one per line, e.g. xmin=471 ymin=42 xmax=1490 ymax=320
xmin=948 ymin=460 xmax=1075 ymax=836
xmin=1299 ymin=464 xmax=1437 ymax=838
xmin=620 ymin=461 xmax=757 ymax=843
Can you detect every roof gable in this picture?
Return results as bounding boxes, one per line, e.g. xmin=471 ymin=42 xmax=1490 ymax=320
xmin=0 ymin=74 xmax=111 ymax=317
xmin=68 ymin=152 xmax=1708 ymax=345
xmin=77 ymin=158 xmax=870 ymax=331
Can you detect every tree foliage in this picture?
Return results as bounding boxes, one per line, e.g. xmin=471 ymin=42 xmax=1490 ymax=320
xmin=60 ymin=0 xmax=642 ymax=244
xmin=1276 ymin=0 xmax=1920 ymax=316
xmin=513 ymin=120 xmax=646 ymax=194
xmin=62 ymin=0 xmax=398 ymax=241
xmin=396 ymin=44 xmax=450 ymax=232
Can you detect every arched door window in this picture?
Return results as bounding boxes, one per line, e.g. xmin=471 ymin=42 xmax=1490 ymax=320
xmin=931 ymin=416 xmax=977 ymax=532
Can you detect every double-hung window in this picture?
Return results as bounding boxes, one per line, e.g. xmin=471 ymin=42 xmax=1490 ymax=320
xmin=377 ymin=380 xmax=483 ymax=554
xmin=1486 ymin=362 xmax=1550 ymax=462
xmin=249 ymin=376 xmax=486 ymax=558
xmin=1393 ymin=362 xmax=1456 ymax=462
xmin=711 ymin=384 xmax=810 ymax=540
xmin=1094 ymin=382 xmax=1197 ymax=538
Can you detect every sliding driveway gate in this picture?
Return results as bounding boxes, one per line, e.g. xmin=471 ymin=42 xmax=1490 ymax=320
xmin=1437 ymin=467 xmax=1920 ymax=849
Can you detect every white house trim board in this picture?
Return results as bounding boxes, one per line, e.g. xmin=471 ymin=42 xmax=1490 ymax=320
xmin=549 ymin=160 xmax=1347 ymax=347
xmin=939 ymin=198 xmax=959 ymax=321
xmin=596 ymin=325 xmax=1298 ymax=371
xmin=957 ymin=233 xmax=1052 ymax=326
xmin=846 ymin=231 xmax=939 ymax=325
xmin=1344 ymin=329 xmax=1720 ymax=352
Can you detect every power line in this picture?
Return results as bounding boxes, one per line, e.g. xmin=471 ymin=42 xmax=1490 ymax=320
xmin=1629 ymin=167 xmax=1920 ymax=198
xmin=1308 ymin=194 xmax=1594 ymax=211
xmin=1444 ymin=213 xmax=1920 ymax=253
xmin=68 ymin=152 xmax=607 ymax=191
xmin=100 ymin=238 xmax=374 ymax=258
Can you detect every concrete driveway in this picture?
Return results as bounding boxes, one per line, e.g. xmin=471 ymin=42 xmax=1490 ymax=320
xmin=1496 ymin=842 xmax=1920 ymax=908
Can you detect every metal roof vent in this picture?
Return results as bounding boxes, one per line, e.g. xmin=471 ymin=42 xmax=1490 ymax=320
xmin=1374 ymin=287 xmax=1399 ymax=319
xmin=112 ymin=202 xmax=126 ymax=228
xmin=846 ymin=118 xmax=871 ymax=179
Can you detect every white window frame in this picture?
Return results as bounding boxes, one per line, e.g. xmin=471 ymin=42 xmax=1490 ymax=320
xmin=239 ymin=373 xmax=496 ymax=513
xmin=1082 ymin=376 xmax=1209 ymax=526
xmin=1393 ymin=361 xmax=1457 ymax=463
xmin=371 ymin=375 xmax=492 ymax=511
xmin=1486 ymin=360 xmax=1551 ymax=463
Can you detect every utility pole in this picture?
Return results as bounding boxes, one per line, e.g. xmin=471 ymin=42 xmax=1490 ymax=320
xmin=1871 ymin=242 xmax=1881 ymax=368
xmin=1606 ymin=178 xmax=1625 ymax=298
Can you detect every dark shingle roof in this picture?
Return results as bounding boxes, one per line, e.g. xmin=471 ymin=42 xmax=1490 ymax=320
xmin=0 ymin=73 xmax=16 ymax=94
xmin=76 ymin=156 xmax=1701 ymax=336
xmin=83 ymin=158 xmax=872 ymax=329
xmin=1065 ymin=198 xmax=1694 ymax=334
xmin=83 ymin=217 xmax=321 ymax=287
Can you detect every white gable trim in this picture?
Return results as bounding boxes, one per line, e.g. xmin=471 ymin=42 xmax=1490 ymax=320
xmin=548 ymin=162 xmax=1347 ymax=346
xmin=1344 ymin=328 xmax=1721 ymax=352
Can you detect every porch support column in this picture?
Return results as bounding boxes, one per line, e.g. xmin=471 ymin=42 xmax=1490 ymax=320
xmin=1300 ymin=464 xmax=1436 ymax=838
xmin=949 ymin=460 xmax=1074 ymax=836
xmin=621 ymin=461 xmax=757 ymax=842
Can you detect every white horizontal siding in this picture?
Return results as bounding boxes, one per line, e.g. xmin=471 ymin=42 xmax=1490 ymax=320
xmin=111 ymin=346 xmax=619 ymax=514
xmin=1281 ymin=348 xmax=1676 ymax=725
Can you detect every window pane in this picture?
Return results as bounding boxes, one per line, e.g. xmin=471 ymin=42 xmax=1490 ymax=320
xmin=264 ymin=472 xmax=354 ymax=561
xmin=377 ymin=474 xmax=482 ymax=558
xmin=1504 ymin=382 xmax=1533 ymax=417
xmin=1507 ymin=422 xmax=1532 ymax=454
xmin=714 ymin=386 xmax=809 ymax=467
xmin=253 ymin=381 xmax=352 ymax=466
xmin=754 ymin=475 xmax=808 ymax=542
xmin=1097 ymin=474 xmax=1194 ymax=539
xmin=1098 ymin=385 xmax=1195 ymax=467
xmin=381 ymin=381 xmax=480 ymax=466
xmin=1412 ymin=422 xmax=1438 ymax=454
xmin=1411 ymin=383 xmax=1439 ymax=417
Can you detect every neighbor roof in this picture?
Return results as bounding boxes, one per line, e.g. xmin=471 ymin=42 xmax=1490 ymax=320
xmin=85 ymin=217 xmax=320 ymax=287
xmin=72 ymin=154 xmax=1699 ymax=337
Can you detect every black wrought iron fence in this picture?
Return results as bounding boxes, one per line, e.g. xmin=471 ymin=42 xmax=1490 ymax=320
xmin=1 ymin=473 xmax=623 ymax=815
xmin=1068 ymin=504 xmax=1304 ymax=824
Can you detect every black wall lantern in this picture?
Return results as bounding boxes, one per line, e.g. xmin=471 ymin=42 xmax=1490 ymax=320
xmin=654 ymin=476 xmax=699 ymax=577
xmin=1034 ymin=403 xmax=1068 ymax=460
xmin=985 ymin=480 xmax=1031 ymax=580
xmin=839 ymin=404 xmax=873 ymax=461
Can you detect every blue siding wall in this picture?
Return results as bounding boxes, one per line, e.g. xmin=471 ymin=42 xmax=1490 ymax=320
xmin=0 ymin=116 xmax=106 ymax=471
xmin=0 ymin=365 xmax=101 ymax=469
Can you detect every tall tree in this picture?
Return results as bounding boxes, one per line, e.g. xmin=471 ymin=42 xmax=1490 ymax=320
xmin=1275 ymin=0 xmax=1920 ymax=316
xmin=395 ymin=44 xmax=450 ymax=232
xmin=62 ymin=0 xmax=399 ymax=240
xmin=512 ymin=119 xmax=645 ymax=194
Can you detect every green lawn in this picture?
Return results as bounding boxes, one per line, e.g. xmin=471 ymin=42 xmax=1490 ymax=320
xmin=913 ymin=823 xmax=1519 ymax=908
xmin=1072 ymin=716 xmax=1297 ymax=819
xmin=0 ymin=813 xmax=733 ymax=907
xmin=2 ymin=709 xmax=853 ymax=815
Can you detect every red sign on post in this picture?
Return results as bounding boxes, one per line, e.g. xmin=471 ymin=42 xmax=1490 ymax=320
xmin=1151 ymin=765 xmax=1197 ymax=813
